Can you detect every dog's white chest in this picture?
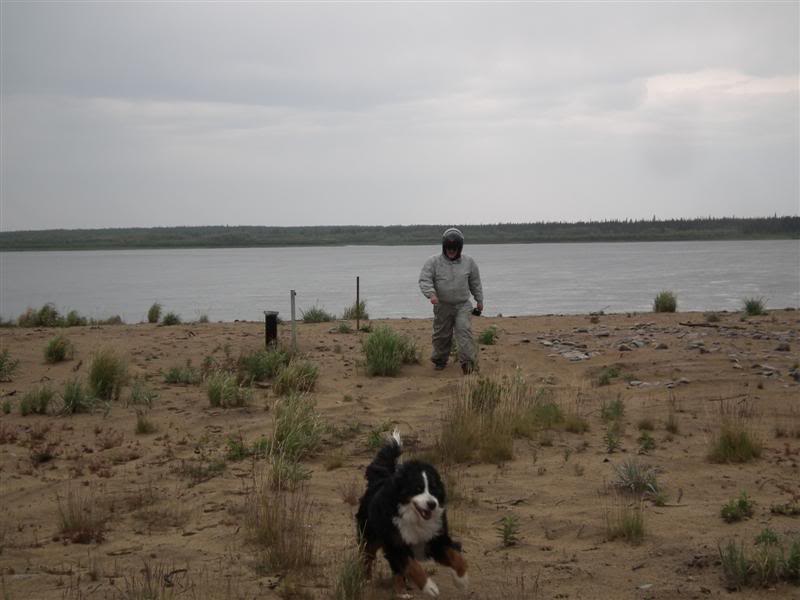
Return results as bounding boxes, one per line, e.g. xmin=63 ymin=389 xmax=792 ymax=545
xmin=393 ymin=504 xmax=443 ymax=545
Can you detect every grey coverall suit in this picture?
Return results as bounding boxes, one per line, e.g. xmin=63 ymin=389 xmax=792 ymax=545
xmin=418 ymin=253 xmax=484 ymax=367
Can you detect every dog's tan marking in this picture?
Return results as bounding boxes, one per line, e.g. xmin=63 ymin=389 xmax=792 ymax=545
xmin=404 ymin=558 xmax=428 ymax=590
xmin=438 ymin=547 xmax=467 ymax=577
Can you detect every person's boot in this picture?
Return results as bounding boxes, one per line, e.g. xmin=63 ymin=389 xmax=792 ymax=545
xmin=461 ymin=361 xmax=476 ymax=375
xmin=432 ymin=358 xmax=447 ymax=371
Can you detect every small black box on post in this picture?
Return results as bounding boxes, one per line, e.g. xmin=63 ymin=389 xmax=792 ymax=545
xmin=264 ymin=311 xmax=279 ymax=347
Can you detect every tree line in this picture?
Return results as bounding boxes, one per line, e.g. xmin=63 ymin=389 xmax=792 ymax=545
xmin=0 ymin=216 xmax=797 ymax=251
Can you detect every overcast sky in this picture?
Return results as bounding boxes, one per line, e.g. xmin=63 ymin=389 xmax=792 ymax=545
xmin=1 ymin=1 xmax=798 ymax=231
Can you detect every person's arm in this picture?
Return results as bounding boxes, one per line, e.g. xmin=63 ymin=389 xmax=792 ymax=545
xmin=419 ymin=258 xmax=439 ymax=304
xmin=469 ymin=259 xmax=483 ymax=311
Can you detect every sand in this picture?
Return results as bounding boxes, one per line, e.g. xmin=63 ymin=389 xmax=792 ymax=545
xmin=0 ymin=310 xmax=798 ymax=599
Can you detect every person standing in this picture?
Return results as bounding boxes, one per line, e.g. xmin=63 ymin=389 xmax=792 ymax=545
xmin=419 ymin=228 xmax=484 ymax=374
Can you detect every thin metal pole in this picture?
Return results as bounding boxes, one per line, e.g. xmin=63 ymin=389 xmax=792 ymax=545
xmin=356 ymin=276 xmax=360 ymax=332
xmin=290 ymin=290 xmax=297 ymax=354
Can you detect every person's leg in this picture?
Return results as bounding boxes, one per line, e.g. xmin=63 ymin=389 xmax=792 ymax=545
xmin=454 ymin=304 xmax=477 ymax=373
xmin=431 ymin=304 xmax=455 ymax=368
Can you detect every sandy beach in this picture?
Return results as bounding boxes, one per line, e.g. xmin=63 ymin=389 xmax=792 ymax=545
xmin=1 ymin=310 xmax=798 ymax=599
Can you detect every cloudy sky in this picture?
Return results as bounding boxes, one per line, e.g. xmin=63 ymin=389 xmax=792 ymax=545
xmin=1 ymin=1 xmax=797 ymax=231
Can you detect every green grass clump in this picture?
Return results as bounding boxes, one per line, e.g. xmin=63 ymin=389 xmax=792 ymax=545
xmin=127 ymin=379 xmax=158 ymax=408
xmin=334 ymin=321 xmax=353 ymax=334
xmin=20 ymin=386 xmax=55 ymax=415
xmin=147 ymin=302 xmax=162 ymax=324
xmin=362 ymin=325 xmax=419 ymax=377
xmin=743 ymin=297 xmax=768 ymax=316
xmin=605 ymin=495 xmax=645 ymax=544
xmin=598 ymin=365 xmax=621 ymax=386
xmin=88 ymin=348 xmax=128 ymax=401
xmin=719 ymin=533 xmax=800 ymax=590
xmin=61 ymin=379 xmax=94 ymax=414
xmin=301 ymin=305 xmax=335 ymax=323
xmin=0 ymin=349 xmax=20 ymax=381
xmin=478 ymin=325 xmax=499 ymax=345
xmin=271 ymin=394 xmax=323 ymax=460
xmin=206 ymin=372 xmax=250 ymax=408
xmin=342 ymin=300 xmax=368 ymax=320
xmin=496 ymin=514 xmax=521 ymax=547
xmin=44 ymin=334 xmax=75 ymax=363
xmin=135 ymin=410 xmax=157 ymax=435
xmin=57 ymin=487 xmax=106 ymax=544
xmin=612 ymin=458 xmax=660 ymax=495
xmin=238 ymin=347 xmax=290 ymax=383
xmin=160 ymin=311 xmax=181 ymax=326
xmin=721 ymin=492 xmax=755 ymax=523
xmin=601 ymin=397 xmax=625 ymax=421
xmin=331 ymin=544 xmax=367 ymax=600
xmin=709 ymin=421 xmax=762 ymax=463
xmin=163 ymin=362 xmax=201 ymax=385
xmin=273 ymin=359 xmax=319 ymax=396
xmin=653 ymin=291 xmax=677 ymax=313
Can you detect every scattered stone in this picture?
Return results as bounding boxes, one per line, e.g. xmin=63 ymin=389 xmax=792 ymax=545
xmin=618 ymin=344 xmax=633 ymax=352
xmin=776 ymin=343 xmax=791 ymax=352
xmin=678 ymin=378 xmax=690 ymax=385
xmin=655 ymin=343 xmax=668 ymax=350
xmin=596 ymin=331 xmax=610 ymax=338
xmin=628 ymin=380 xmax=643 ymax=387
xmin=541 ymin=340 xmax=554 ymax=347
xmin=575 ymin=327 xmax=589 ymax=333
xmin=562 ymin=351 xmax=590 ymax=362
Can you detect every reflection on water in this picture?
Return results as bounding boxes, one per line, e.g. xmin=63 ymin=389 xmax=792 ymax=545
xmin=1 ymin=240 xmax=798 ymax=322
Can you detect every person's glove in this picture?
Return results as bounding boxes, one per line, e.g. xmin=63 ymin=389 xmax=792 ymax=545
xmin=471 ymin=307 xmax=482 ymax=316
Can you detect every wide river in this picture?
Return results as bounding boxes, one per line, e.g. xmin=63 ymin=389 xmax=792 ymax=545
xmin=1 ymin=240 xmax=798 ymax=323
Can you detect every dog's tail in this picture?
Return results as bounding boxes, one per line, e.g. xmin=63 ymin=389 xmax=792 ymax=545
xmin=365 ymin=428 xmax=402 ymax=485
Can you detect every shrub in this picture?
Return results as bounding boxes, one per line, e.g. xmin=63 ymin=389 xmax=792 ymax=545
xmin=637 ymin=431 xmax=656 ymax=452
xmin=334 ymin=321 xmax=353 ymax=334
xmin=147 ymin=302 xmax=162 ymax=324
xmin=65 ymin=310 xmax=88 ymax=327
xmin=721 ymin=492 xmax=754 ymax=523
xmin=206 ymin=372 xmax=250 ymax=408
xmin=273 ymin=359 xmax=319 ymax=396
xmin=160 ymin=311 xmax=181 ymax=326
xmin=719 ymin=540 xmax=751 ymax=590
xmin=0 ymin=349 xmax=20 ymax=381
xmin=598 ymin=366 xmax=621 ymax=386
xmin=44 ymin=334 xmax=75 ymax=363
xmin=478 ymin=325 xmax=499 ymax=345
xmin=496 ymin=514 xmax=521 ymax=547
xmin=245 ymin=479 xmax=316 ymax=572
xmin=301 ymin=305 xmax=335 ymax=323
xmin=61 ymin=379 xmax=93 ymax=415
xmin=135 ymin=410 xmax=157 ymax=435
xmin=238 ymin=347 xmax=289 ymax=383
xmin=743 ymin=297 xmax=767 ymax=316
xmin=18 ymin=303 xmax=64 ymax=327
xmin=362 ymin=325 xmax=419 ymax=376
xmin=20 ymin=386 xmax=55 ymax=415
xmin=198 ymin=313 xmax=209 ymax=324
xmin=271 ymin=394 xmax=323 ymax=460
xmin=603 ymin=421 xmax=623 ymax=453
xmin=127 ymin=379 xmax=158 ymax=408
xmin=709 ymin=421 xmax=762 ymax=463
xmin=57 ymin=487 xmax=106 ymax=543
xmin=342 ymin=300 xmax=368 ymax=320
xmin=653 ymin=291 xmax=677 ymax=313
xmin=612 ymin=458 xmax=660 ymax=496
xmin=163 ymin=362 xmax=201 ymax=385
xmin=605 ymin=494 xmax=645 ymax=544
xmin=601 ymin=397 xmax=625 ymax=421
xmin=332 ymin=544 xmax=367 ymax=600
xmin=88 ymin=348 xmax=128 ymax=401
xmin=268 ymin=450 xmax=312 ymax=490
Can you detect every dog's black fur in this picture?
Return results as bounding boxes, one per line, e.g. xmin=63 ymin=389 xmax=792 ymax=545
xmin=356 ymin=431 xmax=467 ymax=597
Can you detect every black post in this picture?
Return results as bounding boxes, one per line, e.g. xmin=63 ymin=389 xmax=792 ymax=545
xmin=264 ymin=311 xmax=279 ymax=347
xmin=356 ymin=276 xmax=360 ymax=332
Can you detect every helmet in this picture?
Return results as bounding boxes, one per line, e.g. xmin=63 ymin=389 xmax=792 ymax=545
xmin=441 ymin=227 xmax=463 ymax=259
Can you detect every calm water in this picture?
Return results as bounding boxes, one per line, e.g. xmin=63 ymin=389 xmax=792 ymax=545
xmin=1 ymin=241 xmax=798 ymax=322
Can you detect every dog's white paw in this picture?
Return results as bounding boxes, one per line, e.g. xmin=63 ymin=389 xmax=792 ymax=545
xmin=452 ymin=570 xmax=469 ymax=590
xmin=423 ymin=578 xmax=439 ymax=598
xmin=390 ymin=428 xmax=402 ymax=448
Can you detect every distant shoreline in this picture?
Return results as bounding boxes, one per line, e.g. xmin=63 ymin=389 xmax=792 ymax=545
xmin=1 ymin=216 xmax=798 ymax=251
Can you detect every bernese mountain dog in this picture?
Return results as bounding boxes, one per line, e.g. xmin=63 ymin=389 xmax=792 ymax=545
xmin=356 ymin=429 xmax=468 ymax=597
